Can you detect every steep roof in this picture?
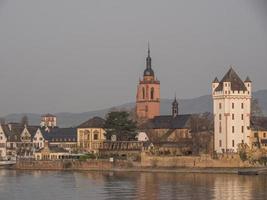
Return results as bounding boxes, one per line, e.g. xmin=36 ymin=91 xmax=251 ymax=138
xmin=77 ymin=117 xmax=105 ymax=128
xmin=141 ymin=114 xmax=192 ymax=129
xmin=215 ymin=68 xmax=247 ymax=92
xmin=43 ymin=128 xmax=77 ymax=142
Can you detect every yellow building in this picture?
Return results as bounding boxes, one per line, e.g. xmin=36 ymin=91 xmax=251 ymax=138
xmin=77 ymin=117 xmax=106 ymax=153
xmin=34 ymin=141 xmax=70 ymax=160
xmin=249 ymin=117 xmax=267 ymax=149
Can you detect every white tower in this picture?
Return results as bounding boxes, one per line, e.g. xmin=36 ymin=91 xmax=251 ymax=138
xmin=212 ymin=67 xmax=252 ymax=153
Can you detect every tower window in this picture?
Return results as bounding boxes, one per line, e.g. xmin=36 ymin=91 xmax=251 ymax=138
xmin=232 ymin=114 xmax=234 ymax=120
xmin=232 ymin=140 xmax=235 ymax=147
xmin=241 ymin=126 xmax=244 ymax=133
xmin=219 ymin=103 xmax=222 ymax=109
xmin=241 ymin=114 xmax=244 ymax=120
xmin=150 ymin=87 xmax=154 ymax=100
xmin=241 ymin=103 xmax=244 ymax=109
xmin=219 ymin=140 xmax=222 ymax=147
xmin=232 ymin=126 xmax=235 ymax=133
xmin=142 ymin=88 xmax=145 ymax=99
xmin=219 ymin=114 xmax=222 ymax=120
xmin=232 ymin=103 xmax=234 ymax=109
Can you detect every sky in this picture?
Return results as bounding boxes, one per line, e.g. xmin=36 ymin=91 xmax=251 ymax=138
xmin=0 ymin=0 xmax=266 ymax=115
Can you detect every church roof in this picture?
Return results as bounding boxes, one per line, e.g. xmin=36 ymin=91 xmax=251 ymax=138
xmin=214 ymin=67 xmax=247 ymax=92
xmin=141 ymin=114 xmax=191 ymax=129
xmin=77 ymin=117 xmax=105 ymax=128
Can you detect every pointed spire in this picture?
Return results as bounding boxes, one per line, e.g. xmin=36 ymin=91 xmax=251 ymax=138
xmin=172 ymin=93 xmax=178 ymax=117
xmin=146 ymin=42 xmax=152 ymax=69
xmin=244 ymin=76 xmax=252 ymax=83
xmin=213 ymin=77 xmax=219 ymax=83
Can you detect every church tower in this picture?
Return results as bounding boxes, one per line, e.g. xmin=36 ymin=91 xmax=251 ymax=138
xmin=172 ymin=95 xmax=178 ymax=118
xmin=136 ymin=45 xmax=160 ymax=120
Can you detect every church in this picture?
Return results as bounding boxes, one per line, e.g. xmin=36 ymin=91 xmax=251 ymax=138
xmin=136 ymin=46 xmax=198 ymax=155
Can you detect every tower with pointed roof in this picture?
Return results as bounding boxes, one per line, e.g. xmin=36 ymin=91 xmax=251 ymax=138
xmin=172 ymin=95 xmax=179 ymax=118
xmin=136 ymin=45 xmax=160 ymax=120
xmin=212 ymin=67 xmax=252 ymax=153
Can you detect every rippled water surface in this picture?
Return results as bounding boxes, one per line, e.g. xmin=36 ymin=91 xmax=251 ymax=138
xmin=0 ymin=170 xmax=267 ymax=200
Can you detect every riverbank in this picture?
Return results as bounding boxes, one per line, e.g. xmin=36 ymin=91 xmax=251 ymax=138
xmin=11 ymin=159 xmax=267 ymax=174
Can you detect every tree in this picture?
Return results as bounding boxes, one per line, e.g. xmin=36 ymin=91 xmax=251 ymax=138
xmin=0 ymin=118 xmax=5 ymax=125
xmin=21 ymin=115 xmax=29 ymax=126
xmin=104 ymin=111 xmax=137 ymax=141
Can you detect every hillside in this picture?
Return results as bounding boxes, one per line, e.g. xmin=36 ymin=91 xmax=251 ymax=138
xmin=3 ymin=90 xmax=266 ymax=128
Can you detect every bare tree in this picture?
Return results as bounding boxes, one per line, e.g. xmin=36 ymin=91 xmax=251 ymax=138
xmin=21 ymin=115 xmax=29 ymax=126
xmin=0 ymin=118 xmax=5 ymax=125
xmin=251 ymin=98 xmax=264 ymax=117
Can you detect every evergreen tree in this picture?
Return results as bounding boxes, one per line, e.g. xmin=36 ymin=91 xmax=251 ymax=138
xmin=104 ymin=111 xmax=137 ymax=141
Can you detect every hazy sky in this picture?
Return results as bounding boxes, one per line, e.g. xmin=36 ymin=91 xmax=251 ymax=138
xmin=0 ymin=0 xmax=266 ymax=115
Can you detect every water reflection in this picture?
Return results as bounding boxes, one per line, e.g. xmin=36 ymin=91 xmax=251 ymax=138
xmin=0 ymin=170 xmax=267 ymax=200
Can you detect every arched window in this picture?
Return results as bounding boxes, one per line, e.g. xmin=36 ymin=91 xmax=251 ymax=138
xmin=142 ymin=87 xmax=145 ymax=99
xmin=151 ymin=87 xmax=154 ymax=100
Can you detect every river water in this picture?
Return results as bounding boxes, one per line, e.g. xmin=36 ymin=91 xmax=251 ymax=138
xmin=0 ymin=170 xmax=267 ymax=200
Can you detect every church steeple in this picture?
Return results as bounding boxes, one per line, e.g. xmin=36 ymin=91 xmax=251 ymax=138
xmin=172 ymin=94 xmax=178 ymax=118
xmin=144 ymin=43 xmax=154 ymax=77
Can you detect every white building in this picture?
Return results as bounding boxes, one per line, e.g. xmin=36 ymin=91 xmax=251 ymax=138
xmin=40 ymin=114 xmax=57 ymax=128
xmin=212 ymin=67 xmax=252 ymax=153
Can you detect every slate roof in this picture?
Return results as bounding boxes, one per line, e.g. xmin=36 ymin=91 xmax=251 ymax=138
xmin=43 ymin=128 xmax=77 ymax=142
xmin=251 ymin=116 xmax=267 ymax=131
xmin=141 ymin=114 xmax=192 ymax=129
xmin=77 ymin=117 xmax=105 ymax=128
xmin=214 ymin=68 xmax=247 ymax=92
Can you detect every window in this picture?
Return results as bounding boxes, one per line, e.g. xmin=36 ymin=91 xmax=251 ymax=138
xmin=219 ymin=114 xmax=222 ymax=120
xmin=241 ymin=103 xmax=244 ymax=109
xmin=232 ymin=103 xmax=234 ymax=109
xmin=232 ymin=126 xmax=235 ymax=133
xmin=219 ymin=122 xmax=222 ymax=133
xmin=94 ymin=134 xmax=98 ymax=140
xmin=219 ymin=103 xmax=222 ymax=109
xmin=241 ymin=114 xmax=244 ymax=120
xmin=150 ymin=87 xmax=154 ymax=100
xmin=232 ymin=114 xmax=234 ymax=120
xmin=241 ymin=126 xmax=244 ymax=133
xmin=219 ymin=140 xmax=222 ymax=147
xmin=142 ymin=87 xmax=145 ymax=99
xmin=232 ymin=140 xmax=235 ymax=147
xmin=264 ymin=133 xmax=266 ymax=138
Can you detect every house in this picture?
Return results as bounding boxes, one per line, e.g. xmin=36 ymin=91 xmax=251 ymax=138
xmin=0 ymin=125 xmax=7 ymax=159
xmin=40 ymin=113 xmax=57 ymax=128
xmin=249 ymin=116 xmax=267 ymax=149
xmin=42 ymin=128 xmax=77 ymax=152
xmin=77 ymin=117 xmax=106 ymax=153
xmin=34 ymin=141 xmax=70 ymax=160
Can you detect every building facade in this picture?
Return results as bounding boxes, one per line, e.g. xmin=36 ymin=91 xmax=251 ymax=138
xmin=40 ymin=114 xmax=57 ymax=128
xmin=136 ymin=46 xmax=160 ymax=120
xmin=212 ymin=67 xmax=252 ymax=153
xmin=77 ymin=117 xmax=106 ymax=153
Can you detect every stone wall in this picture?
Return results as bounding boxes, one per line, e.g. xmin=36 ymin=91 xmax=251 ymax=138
xmin=15 ymin=159 xmax=136 ymax=170
xmin=140 ymin=152 xmax=255 ymax=168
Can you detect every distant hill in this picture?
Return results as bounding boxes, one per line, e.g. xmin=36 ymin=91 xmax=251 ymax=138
xmin=3 ymin=90 xmax=267 ymax=128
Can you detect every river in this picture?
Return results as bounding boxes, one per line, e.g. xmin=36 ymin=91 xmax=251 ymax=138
xmin=0 ymin=170 xmax=266 ymax=200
